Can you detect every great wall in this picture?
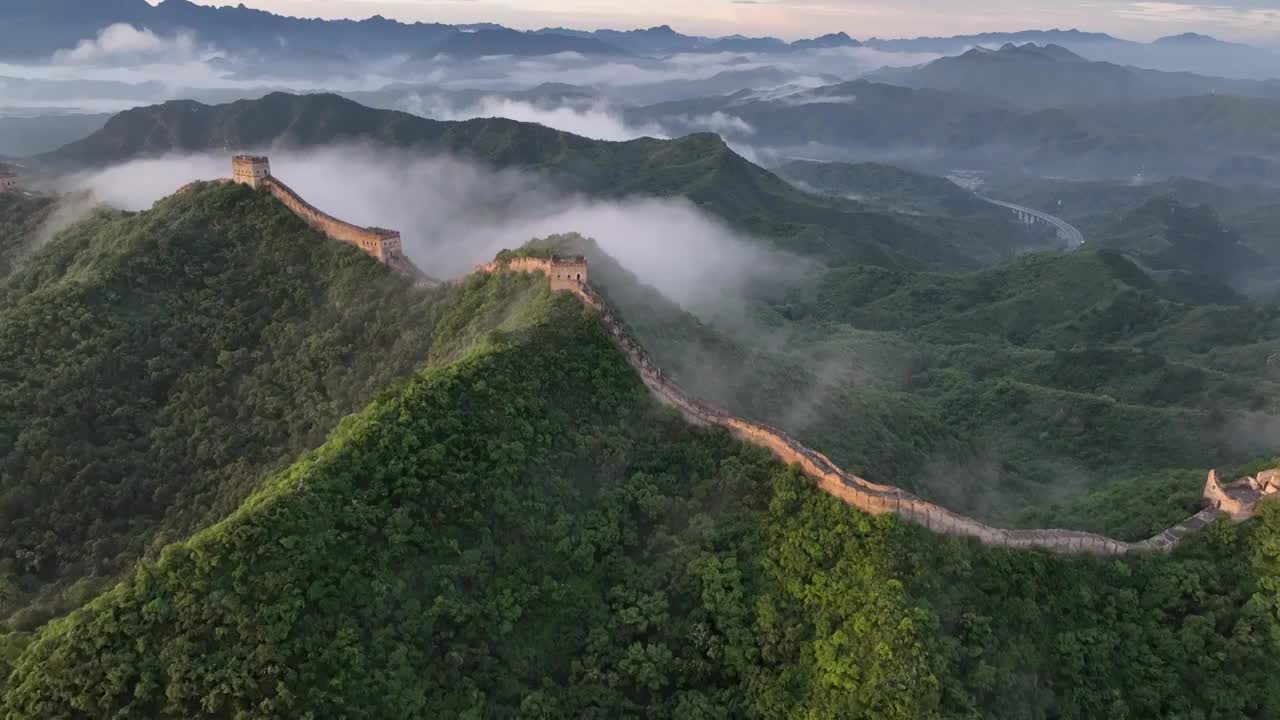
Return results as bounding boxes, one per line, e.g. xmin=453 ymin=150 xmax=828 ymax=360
xmin=227 ymin=156 xmax=423 ymax=278
xmin=219 ymin=155 xmax=1277 ymax=555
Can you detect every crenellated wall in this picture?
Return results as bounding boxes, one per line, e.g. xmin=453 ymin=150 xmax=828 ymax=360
xmin=473 ymin=255 xmax=588 ymax=290
xmin=261 ymin=177 xmax=403 ymax=263
xmin=226 ymin=155 xmax=404 ymax=266
xmin=477 ymin=257 xmax=1228 ymax=555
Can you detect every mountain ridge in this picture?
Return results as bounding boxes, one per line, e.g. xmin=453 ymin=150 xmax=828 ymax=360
xmin=1 ymin=0 xmax=1276 ymax=81
xmin=869 ymin=42 xmax=1280 ymax=107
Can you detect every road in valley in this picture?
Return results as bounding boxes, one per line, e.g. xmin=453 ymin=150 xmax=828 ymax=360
xmin=977 ymin=195 xmax=1086 ymax=247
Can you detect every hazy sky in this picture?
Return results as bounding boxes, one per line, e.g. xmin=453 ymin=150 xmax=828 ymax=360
xmin=174 ymin=0 xmax=1280 ymax=44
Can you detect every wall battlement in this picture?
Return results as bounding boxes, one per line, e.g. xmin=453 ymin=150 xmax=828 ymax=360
xmin=473 ymin=254 xmax=588 ymax=291
xmin=1204 ymin=469 xmax=1280 ymax=520
xmin=230 ymin=156 xmax=405 ymax=265
xmin=476 ymin=256 xmax=1258 ymax=555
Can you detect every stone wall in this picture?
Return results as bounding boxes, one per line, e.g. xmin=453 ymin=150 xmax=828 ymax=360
xmin=473 ymin=256 xmax=587 ymax=291
xmin=260 ymin=177 xmax=403 ymax=263
xmin=571 ymin=283 xmax=1176 ymax=555
xmin=456 ymin=260 xmax=1228 ymax=555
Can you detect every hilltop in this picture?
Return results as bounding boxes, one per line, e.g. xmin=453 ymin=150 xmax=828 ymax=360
xmin=1102 ymin=196 xmax=1267 ymax=283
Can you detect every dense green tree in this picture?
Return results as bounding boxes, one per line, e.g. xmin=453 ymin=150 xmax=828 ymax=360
xmin=6 ymin=283 xmax=1280 ymax=717
xmin=0 ymin=183 xmax=508 ymax=631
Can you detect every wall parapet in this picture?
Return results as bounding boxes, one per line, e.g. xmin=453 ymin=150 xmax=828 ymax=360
xmin=260 ymin=177 xmax=405 ymax=263
xmin=228 ymin=155 xmax=406 ymax=267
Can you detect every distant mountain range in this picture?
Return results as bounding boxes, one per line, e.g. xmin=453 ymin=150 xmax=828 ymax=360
xmin=629 ymin=80 xmax=1280 ymax=184
xmin=862 ymin=29 xmax=1280 ymax=79
xmin=0 ymin=1 xmax=853 ymax=60
xmin=1 ymin=0 xmax=1276 ymax=81
xmin=870 ymin=42 xmax=1280 ymax=107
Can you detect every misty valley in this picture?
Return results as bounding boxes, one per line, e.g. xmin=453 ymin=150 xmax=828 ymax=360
xmin=3 ymin=1 xmax=1280 ymax=718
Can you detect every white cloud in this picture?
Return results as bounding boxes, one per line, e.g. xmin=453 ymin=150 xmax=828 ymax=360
xmin=399 ymin=93 xmax=668 ymax=141
xmin=787 ymin=92 xmax=860 ymax=106
xmin=676 ymin=111 xmax=755 ymax=135
xmin=53 ymin=24 xmax=200 ymax=65
xmin=62 ymin=146 xmax=794 ymax=312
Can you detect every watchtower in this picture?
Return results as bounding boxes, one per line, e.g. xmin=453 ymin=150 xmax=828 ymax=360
xmin=367 ymin=227 xmax=404 ymax=262
xmin=548 ymin=254 xmax=588 ymax=291
xmin=0 ymin=171 xmax=17 ymax=193
xmin=232 ymin=155 xmax=271 ymax=188
xmin=1203 ymin=468 xmax=1280 ymax=520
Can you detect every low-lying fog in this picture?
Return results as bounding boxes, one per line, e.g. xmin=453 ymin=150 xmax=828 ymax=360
xmin=62 ymin=146 xmax=805 ymax=317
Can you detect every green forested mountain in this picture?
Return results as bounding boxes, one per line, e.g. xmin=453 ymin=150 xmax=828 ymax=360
xmin=0 ymin=181 xmax=551 ymax=636
xmin=33 ymin=93 xmax=1043 ymax=270
xmin=5 ymin=227 xmax=1280 ymax=717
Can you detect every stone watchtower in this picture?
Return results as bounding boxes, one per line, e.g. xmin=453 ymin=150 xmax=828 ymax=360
xmin=1204 ymin=468 xmax=1280 ymax=520
xmin=548 ymin=254 xmax=588 ymax=291
xmin=0 ymin=170 xmax=17 ymax=193
xmin=231 ymin=155 xmax=271 ymax=188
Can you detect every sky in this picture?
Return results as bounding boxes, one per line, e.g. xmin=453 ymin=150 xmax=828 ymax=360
xmin=171 ymin=0 xmax=1280 ymax=44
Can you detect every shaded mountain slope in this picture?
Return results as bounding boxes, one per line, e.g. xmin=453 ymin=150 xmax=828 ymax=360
xmin=0 ymin=192 xmax=56 ymax=278
xmin=36 ymin=93 xmax=596 ymax=171
xmin=1101 ymin=196 xmax=1268 ymax=283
